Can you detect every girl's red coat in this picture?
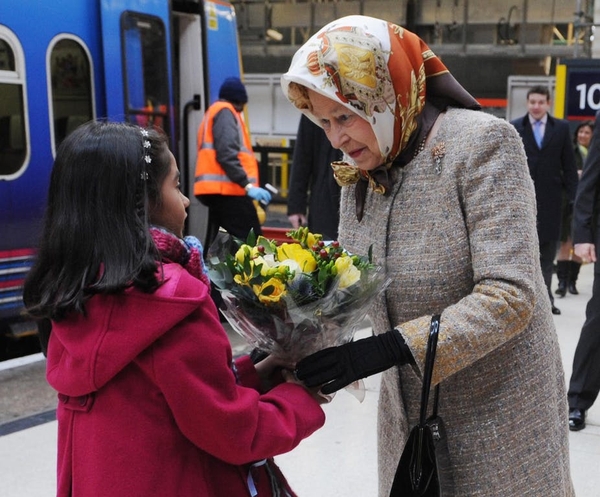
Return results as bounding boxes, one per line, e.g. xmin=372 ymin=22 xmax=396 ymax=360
xmin=46 ymin=263 xmax=324 ymax=496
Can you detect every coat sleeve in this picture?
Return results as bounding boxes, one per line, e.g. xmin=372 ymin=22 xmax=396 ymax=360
xmin=400 ymin=118 xmax=539 ymax=384
xmin=142 ymin=273 xmax=325 ymax=466
xmin=573 ymin=111 xmax=600 ymax=244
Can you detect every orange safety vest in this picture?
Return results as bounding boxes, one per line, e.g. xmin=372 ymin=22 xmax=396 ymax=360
xmin=194 ymin=101 xmax=259 ymax=196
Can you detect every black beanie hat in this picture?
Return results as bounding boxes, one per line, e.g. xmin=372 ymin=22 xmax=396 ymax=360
xmin=218 ymin=77 xmax=248 ymax=104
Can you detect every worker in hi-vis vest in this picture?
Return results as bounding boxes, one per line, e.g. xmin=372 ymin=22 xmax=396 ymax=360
xmin=195 ymin=77 xmax=271 ymax=252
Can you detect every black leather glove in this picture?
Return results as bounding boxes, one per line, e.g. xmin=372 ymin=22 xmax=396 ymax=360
xmin=295 ymin=329 xmax=414 ymax=394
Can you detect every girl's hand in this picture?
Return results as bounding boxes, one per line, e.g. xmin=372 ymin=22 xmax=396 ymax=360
xmin=254 ymin=355 xmax=294 ymax=392
xmin=281 ymin=369 xmax=333 ymax=405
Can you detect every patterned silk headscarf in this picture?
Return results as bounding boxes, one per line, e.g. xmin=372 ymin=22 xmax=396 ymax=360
xmin=281 ymin=16 xmax=479 ymax=218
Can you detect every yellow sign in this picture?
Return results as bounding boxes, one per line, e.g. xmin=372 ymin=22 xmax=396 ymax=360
xmin=208 ymin=3 xmax=218 ymax=31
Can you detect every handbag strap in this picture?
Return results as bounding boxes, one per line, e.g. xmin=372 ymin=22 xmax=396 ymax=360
xmin=418 ymin=314 xmax=441 ymax=424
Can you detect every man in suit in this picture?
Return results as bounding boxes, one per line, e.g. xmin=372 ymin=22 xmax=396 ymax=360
xmin=567 ymin=110 xmax=600 ymax=431
xmin=511 ymin=85 xmax=578 ymax=315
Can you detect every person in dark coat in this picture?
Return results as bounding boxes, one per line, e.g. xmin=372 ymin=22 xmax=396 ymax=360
xmin=567 ymin=110 xmax=600 ymax=431
xmin=510 ymin=85 xmax=578 ymax=315
xmin=287 ymin=115 xmax=342 ymax=240
xmin=556 ymin=120 xmax=594 ymax=297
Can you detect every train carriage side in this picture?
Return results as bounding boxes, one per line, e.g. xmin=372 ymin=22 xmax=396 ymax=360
xmin=0 ymin=0 xmax=242 ymax=355
xmin=0 ymin=1 xmax=105 ymax=343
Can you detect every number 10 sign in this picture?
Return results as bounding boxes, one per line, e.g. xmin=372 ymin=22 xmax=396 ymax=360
xmin=558 ymin=59 xmax=600 ymax=121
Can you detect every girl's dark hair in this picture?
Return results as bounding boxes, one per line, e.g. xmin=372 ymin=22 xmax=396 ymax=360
xmin=24 ymin=121 xmax=171 ymax=327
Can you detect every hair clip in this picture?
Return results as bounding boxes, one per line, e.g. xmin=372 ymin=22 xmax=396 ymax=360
xmin=140 ymin=128 xmax=151 ymax=181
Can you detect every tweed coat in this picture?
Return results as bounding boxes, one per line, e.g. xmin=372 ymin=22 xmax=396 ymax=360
xmin=338 ymin=108 xmax=574 ymax=496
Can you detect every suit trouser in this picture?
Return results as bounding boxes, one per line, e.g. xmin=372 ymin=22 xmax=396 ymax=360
xmin=539 ymin=240 xmax=557 ymax=306
xmin=568 ymin=262 xmax=600 ymax=410
xmin=199 ymin=194 xmax=262 ymax=252
xmin=198 ymin=194 xmax=263 ymax=316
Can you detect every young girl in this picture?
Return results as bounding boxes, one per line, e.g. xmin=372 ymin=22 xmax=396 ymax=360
xmin=23 ymin=121 xmax=325 ymax=497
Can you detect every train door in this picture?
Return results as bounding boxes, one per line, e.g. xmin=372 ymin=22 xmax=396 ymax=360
xmin=171 ymin=1 xmax=209 ymax=241
xmin=171 ymin=0 xmax=243 ymax=241
xmin=100 ymin=0 xmax=175 ymax=147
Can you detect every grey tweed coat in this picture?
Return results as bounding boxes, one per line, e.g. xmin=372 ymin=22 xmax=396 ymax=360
xmin=338 ymin=108 xmax=574 ymax=497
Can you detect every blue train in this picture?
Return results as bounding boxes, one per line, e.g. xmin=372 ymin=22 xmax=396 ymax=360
xmin=0 ymin=0 xmax=242 ymax=347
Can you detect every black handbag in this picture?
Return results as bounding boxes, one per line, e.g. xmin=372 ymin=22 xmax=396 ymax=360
xmin=389 ymin=315 xmax=453 ymax=497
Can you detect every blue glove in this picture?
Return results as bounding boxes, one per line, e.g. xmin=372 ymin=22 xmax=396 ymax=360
xmin=246 ymin=186 xmax=272 ymax=204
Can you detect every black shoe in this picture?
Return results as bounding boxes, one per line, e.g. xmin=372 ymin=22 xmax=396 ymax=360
xmin=555 ymin=281 xmax=567 ymax=297
xmin=569 ymin=408 xmax=586 ymax=431
xmin=555 ymin=261 xmax=570 ymax=297
xmin=551 ymin=305 xmax=561 ymax=315
xmin=568 ymin=282 xmax=579 ymax=295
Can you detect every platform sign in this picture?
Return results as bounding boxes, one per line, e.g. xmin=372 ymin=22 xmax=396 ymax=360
xmin=555 ymin=59 xmax=600 ymax=121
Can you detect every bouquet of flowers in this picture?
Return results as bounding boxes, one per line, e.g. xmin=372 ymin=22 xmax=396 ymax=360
xmin=207 ymin=227 xmax=390 ymax=397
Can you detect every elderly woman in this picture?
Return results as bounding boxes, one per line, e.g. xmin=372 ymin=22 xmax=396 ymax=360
xmin=283 ymin=15 xmax=574 ymax=497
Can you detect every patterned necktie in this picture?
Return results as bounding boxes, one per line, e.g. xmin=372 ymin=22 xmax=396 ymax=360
xmin=533 ymin=120 xmax=544 ymax=148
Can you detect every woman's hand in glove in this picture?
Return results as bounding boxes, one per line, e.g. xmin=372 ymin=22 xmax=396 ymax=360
xmin=294 ymin=329 xmax=414 ymax=394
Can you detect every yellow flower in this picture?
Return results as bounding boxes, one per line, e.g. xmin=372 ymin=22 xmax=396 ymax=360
xmin=234 ymin=272 xmax=252 ymax=287
xmin=253 ymin=277 xmax=287 ymax=304
xmin=305 ymin=231 xmax=320 ymax=248
xmin=335 ymin=255 xmax=361 ymax=289
xmin=277 ymin=243 xmax=317 ymax=273
xmin=235 ymin=245 xmax=252 ymax=264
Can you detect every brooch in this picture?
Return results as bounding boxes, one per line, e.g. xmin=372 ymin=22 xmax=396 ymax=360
xmin=432 ymin=142 xmax=446 ymax=175
xmin=331 ymin=161 xmax=360 ymax=186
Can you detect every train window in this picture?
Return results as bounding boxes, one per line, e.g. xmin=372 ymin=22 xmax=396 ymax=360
xmin=121 ymin=12 xmax=170 ymax=137
xmin=0 ymin=30 xmax=28 ymax=178
xmin=0 ymin=39 xmax=15 ymax=70
xmin=48 ymin=37 xmax=94 ymax=151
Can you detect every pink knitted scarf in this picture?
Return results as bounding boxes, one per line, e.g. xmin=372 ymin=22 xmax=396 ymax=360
xmin=149 ymin=227 xmax=210 ymax=287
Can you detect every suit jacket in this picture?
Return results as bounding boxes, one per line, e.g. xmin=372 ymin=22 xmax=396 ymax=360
xmin=287 ymin=115 xmax=342 ymax=240
xmin=573 ymin=110 xmax=600 ymax=252
xmin=511 ymin=113 xmax=578 ymax=242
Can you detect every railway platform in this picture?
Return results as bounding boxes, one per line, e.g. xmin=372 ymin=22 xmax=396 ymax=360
xmin=1 ymin=264 xmax=599 ymax=496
